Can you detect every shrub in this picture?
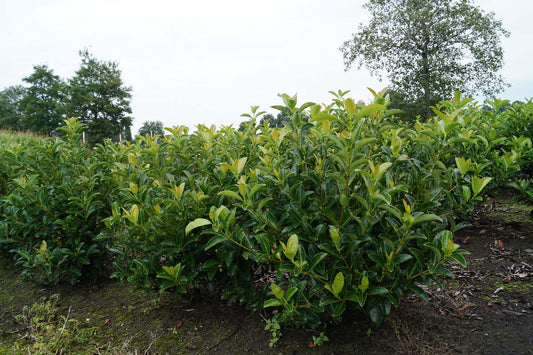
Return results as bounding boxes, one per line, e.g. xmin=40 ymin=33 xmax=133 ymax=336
xmin=0 ymin=119 xmax=112 ymax=284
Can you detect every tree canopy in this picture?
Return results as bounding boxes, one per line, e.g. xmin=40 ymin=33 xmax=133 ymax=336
xmin=340 ymin=0 xmax=509 ymax=117
xmin=68 ymin=50 xmax=132 ymax=144
xmin=19 ymin=65 xmax=66 ymax=135
xmin=0 ymin=50 xmax=133 ymax=142
xmin=138 ymin=120 xmax=164 ymax=137
xmin=0 ymin=86 xmax=24 ymax=131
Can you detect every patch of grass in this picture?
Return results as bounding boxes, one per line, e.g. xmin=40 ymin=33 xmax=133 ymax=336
xmin=494 ymin=281 xmax=533 ymax=294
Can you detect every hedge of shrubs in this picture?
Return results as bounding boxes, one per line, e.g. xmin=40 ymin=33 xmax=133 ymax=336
xmin=0 ymin=90 xmax=531 ymax=330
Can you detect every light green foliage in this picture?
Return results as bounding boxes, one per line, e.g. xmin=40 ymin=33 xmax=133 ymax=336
xmin=341 ymin=0 xmax=509 ymax=117
xmin=0 ymin=90 xmax=532 ymax=339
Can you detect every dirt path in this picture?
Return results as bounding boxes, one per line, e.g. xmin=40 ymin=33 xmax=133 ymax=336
xmin=1 ymin=192 xmax=532 ymax=354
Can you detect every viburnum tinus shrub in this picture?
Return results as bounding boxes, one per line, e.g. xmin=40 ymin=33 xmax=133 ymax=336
xmin=0 ymin=118 xmax=111 ymax=284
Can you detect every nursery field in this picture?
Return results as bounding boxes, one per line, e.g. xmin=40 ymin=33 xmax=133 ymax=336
xmin=0 ymin=91 xmax=532 ymax=353
xmin=0 ymin=192 xmax=531 ymax=354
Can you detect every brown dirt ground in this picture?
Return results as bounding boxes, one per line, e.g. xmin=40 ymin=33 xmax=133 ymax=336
xmin=1 ymin=192 xmax=532 ymax=354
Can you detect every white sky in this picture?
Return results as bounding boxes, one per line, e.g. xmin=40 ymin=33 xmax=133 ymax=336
xmin=1 ymin=0 xmax=532 ymax=135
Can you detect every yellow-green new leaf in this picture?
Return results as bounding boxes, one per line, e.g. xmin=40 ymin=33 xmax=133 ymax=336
xmin=472 ymin=176 xmax=492 ymax=195
xmin=358 ymin=276 xmax=369 ymax=293
xmin=330 ymin=226 xmax=341 ymax=247
xmin=170 ymin=182 xmax=186 ymax=201
xmin=344 ymin=98 xmax=356 ymax=116
xmin=124 ymin=204 xmax=139 ymax=225
xmin=129 ymin=182 xmax=138 ymax=194
xmin=270 ymin=283 xmax=285 ymax=300
xmin=332 ymin=272 xmax=344 ymax=296
xmin=236 ymin=157 xmax=248 ymax=176
xmin=455 ymin=157 xmax=472 ymax=176
xmin=281 ymin=234 xmax=299 ymax=261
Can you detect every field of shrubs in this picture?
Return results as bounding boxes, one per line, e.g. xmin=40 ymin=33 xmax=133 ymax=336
xmin=1 ymin=90 xmax=532 ymax=335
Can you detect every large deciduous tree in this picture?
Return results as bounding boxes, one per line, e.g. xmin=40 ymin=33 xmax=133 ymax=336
xmin=340 ymin=0 xmax=509 ymax=117
xmin=0 ymin=85 xmax=25 ymax=131
xmin=67 ymin=50 xmax=132 ymax=144
xmin=19 ymin=65 xmax=66 ymax=135
xmin=138 ymin=120 xmax=164 ymax=137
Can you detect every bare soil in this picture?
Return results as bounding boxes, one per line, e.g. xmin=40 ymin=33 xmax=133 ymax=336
xmin=1 ymin=192 xmax=532 ymax=354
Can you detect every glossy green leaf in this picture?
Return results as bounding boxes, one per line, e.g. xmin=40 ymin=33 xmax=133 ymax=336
xmin=263 ymin=299 xmax=283 ymax=308
xmin=185 ymin=218 xmax=212 ymax=235
xmin=218 ymin=190 xmax=243 ymax=201
xmin=204 ymin=236 xmax=226 ymax=251
xmin=450 ymin=252 xmax=467 ymax=268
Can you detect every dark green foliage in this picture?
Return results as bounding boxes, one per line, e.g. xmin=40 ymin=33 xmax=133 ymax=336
xmin=67 ymin=50 xmax=132 ymax=145
xmin=0 ymin=85 xmax=25 ymax=130
xmin=19 ymin=65 xmax=66 ymax=135
xmin=138 ymin=120 xmax=164 ymax=138
xmin=258 ymin=108 xmax=292 ymax=128
xmin=99 ymin=91 xmax=532 ymax=329
xmin=0 ymin=119 xmax=114 ymax=284
xmin=0 ymin=91 xmax=532 ymax=336
xmin=0 ymin=51 xmax=133 ymax=142
xmin=387 ymin=89 xmax=438 ymax=122
xmin=340 ymin=0 xmax=509 ymax=118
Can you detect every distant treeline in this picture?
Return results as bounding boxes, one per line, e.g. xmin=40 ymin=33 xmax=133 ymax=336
xmin=0 ymin=50 xmax=132 ymax=145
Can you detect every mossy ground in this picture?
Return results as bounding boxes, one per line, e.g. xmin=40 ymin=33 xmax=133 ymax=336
xmin=1 ymin=192 xmax=532 ymax=354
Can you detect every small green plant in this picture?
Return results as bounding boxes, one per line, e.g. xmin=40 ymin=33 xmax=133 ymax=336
xmin=265 ymin=318 xmax=282 ymax=347
xmin=312 ymin=332 xmax=329 ymax=347
xmin=12 ymin=294 xmax=95 ymax=354
xmin=508 ymin=179 xmax=533 ymax=216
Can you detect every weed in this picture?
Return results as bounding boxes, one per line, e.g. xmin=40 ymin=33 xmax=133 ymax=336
xmin=312 ymin=332 xmax=329 ymax=346
xmin=12 ymin=294 xmax=96 ymax=354
xmin=265 ymin=318 xmax=282 ymax=347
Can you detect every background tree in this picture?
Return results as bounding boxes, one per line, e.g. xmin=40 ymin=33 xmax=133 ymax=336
xmin=259 ymin=108 xmax=292 ymax=128
xmin=340 ymin=0 xmax=509 ymax=118
xmin=18 ymin=65 xmax=66 ymax=135
xmin=0 ymin=85 xmax=25 ymax=131
xmin=138 ymin=120 xmax=164 ymax=137
xmin=238 ymin=108 xmax=303 ymax=131
xmin=67 ymin=49 xmax=132 ymax=144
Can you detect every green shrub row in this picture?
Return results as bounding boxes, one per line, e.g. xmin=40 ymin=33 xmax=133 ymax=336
xmin=0 ymin=90 xmax=531 ymax=330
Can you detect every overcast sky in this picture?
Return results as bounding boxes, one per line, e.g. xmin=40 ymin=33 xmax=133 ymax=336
xmin=1 ymin=0 xmax=532 ymax=134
